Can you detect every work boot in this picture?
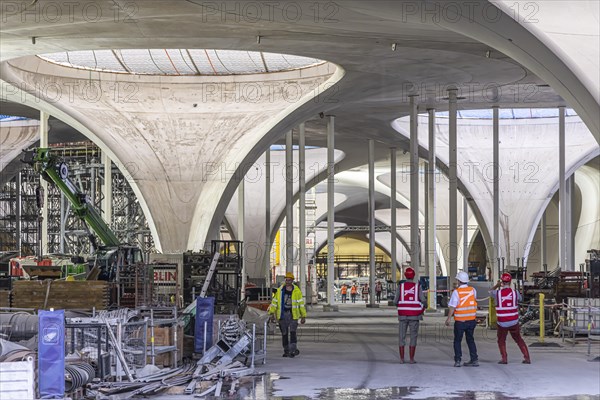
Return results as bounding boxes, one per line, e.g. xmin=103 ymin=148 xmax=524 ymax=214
xmin=498 ymin=341 xmax=508 ymax=364
xmin=282 ymin=351 xmax=290 ymax=357
xmin=463 ymin=360 xmax=479 ymax=367
xmin=409 ymin=346 xmax=417 ymax=364
xmin=518 ymin=341 xmax=531 ymax=364
xmin=454 ymin=360 xmax=461 ymax=367
xmin=399 ymin=346 xmax=405 ymax=364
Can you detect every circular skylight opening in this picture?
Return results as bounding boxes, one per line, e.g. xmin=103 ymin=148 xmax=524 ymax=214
xmin=38 ymin=49 xmax=324 ymax=76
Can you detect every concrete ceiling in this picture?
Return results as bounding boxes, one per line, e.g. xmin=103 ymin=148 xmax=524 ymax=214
xmin=1 ymin=1 xmax=598 ymax=258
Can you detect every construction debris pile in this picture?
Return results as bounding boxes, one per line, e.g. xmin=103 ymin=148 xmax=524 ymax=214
xmin=89 ymin=315 xmax=265 ymax=398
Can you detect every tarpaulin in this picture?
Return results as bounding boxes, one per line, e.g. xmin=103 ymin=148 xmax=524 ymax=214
xmin=38 ymin=309 xmax=65 ymax=398
xmin=194 ymin=297 xmax=214 ymax=353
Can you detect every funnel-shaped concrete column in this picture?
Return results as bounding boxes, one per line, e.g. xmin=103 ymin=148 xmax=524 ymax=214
xmin=2 ymin=56 xmax=339 ymax=252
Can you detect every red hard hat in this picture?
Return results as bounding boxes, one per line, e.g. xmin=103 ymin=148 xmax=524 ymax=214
xmin=404 ymin=267 xmax=415 ymax=279
xmin=501 ymin=272 xmax=512 ymax=283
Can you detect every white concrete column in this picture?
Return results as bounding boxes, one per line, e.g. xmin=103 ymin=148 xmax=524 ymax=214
xmin=102 ymin=151 xmax=112 ymax=226
xmin=299 ymin=123 xmax=307 ymax=295
xmin=39 ymin=111 xmax=49 ymax=256
xmin=368 ymin=139 xmax=376 ymax=306
xmin=327 ymin=116 xmax=335 ymax=305
xmin=463 ymin=197 xmax=468 ymax=272
xmin=558 ymin=106 xmax=566 ymax=270
xmin=238 ymin=178 xmax=246 ymax=297
xmin=265 ymin=149 xmax=271 ymax=284
xmin=390 ymin=147 xmax=397 ymax=284
xmin=285 ymin=130 xmax=294 ymax=274
xmin=448 ymin=89 xmax=458 ymax=285
xmin=409 ymin=95 xmax=420 ymax=278
xmin=493 ymin=106 xmax=500 ymax=279
xmin=427 ymin=108 xmax=437 ymax=310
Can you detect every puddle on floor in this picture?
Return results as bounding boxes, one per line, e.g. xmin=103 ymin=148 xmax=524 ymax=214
xmin=150 ymin=374 xmax=599 ymax=400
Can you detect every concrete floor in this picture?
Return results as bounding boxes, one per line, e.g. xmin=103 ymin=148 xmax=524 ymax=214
xmin=253 ymin=303 xmax=600 ymax=399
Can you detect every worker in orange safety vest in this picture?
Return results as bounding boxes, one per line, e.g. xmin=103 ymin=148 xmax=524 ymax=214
xmin=350 ymin=283 xmax=358 ymax=303
xmin=490 ymin=273 xmax=531 ymax=364
xmin=340 ymin=283 xmax=348 ymax=303
xmin=445 ymin=271 xmax=479 ymax=367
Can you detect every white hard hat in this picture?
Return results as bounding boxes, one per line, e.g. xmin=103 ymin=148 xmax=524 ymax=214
xmin=456 ymin=271 xmax=469 ymax=283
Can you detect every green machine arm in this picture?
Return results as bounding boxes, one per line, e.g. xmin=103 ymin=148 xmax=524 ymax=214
xmin=22 ymin=147 xmax=121 ymax=248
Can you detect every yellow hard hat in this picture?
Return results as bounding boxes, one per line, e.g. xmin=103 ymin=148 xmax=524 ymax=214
xmin=285 ymin=272 xmax=295 ymax=280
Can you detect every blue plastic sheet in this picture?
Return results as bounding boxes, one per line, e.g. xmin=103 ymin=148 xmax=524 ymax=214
xmin=194 ymin=297 xmax=214 ymax=353
xmin=38 ymin=309 xmax=65 ymax=399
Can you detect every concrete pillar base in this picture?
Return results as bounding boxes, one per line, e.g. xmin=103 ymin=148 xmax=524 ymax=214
xmin=322 ymin=305 xmax=339 ymax=312
xmin=366 ymin=304 xmax=380 ymax=308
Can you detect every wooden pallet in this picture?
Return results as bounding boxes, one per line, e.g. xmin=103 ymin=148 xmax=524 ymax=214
xmin=11 ymin=280 xmax=109 ymax=310
xmin=0 ymin=290 xmax=10 ymax=308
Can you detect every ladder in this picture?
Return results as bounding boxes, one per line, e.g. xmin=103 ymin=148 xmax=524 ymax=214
xmin=200 ymin=251 xmax=222 ymax=298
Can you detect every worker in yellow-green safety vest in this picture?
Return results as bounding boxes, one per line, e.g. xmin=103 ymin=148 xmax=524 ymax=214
xmin=268 ymin=272 xmax=307 ymax=358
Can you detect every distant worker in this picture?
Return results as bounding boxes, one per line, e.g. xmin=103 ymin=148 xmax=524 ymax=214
xmin=394 ymin=267 xmax=425 ymax=364
xmin=341 ymin=283 xmax=348 ymax=303
xmin=350 ymin=283 xmax=358 ymax=303
xmin=268 ymin=272 xmax=307 ymax=358
xmin=362 ymin=283 xmax=369 ymax=302
xmin=490 ymin=273 xmax=531 ymax=364
xmin=375 ymin=280 xmax=383 ymax=303
xmin=445 ymin=271 xmax=479 ymax=367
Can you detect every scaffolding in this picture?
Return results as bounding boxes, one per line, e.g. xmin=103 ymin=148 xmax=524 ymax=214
xmin=0 ymin=142 xmax=155 ymax=257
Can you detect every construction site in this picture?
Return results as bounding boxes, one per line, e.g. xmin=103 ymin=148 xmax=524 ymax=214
xmin=1 ymin=1 xmax=599 ymax=399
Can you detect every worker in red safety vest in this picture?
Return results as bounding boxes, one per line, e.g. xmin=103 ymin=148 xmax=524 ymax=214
xmin=445 ymin=271 xmax=479 ymax=367
xmin=490 ymin=272 xmax=531 ymax=364
xmin=394 ymin=267 xmax=425 ymax=364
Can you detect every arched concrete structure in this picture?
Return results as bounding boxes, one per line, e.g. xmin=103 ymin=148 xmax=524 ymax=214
xmin=1 ymin=56 xmax=341 ymax=252
xmin=224 ymin=147 xmax=344 ymax=278
xmin=393 ymin=114 xmax=599 ymax=268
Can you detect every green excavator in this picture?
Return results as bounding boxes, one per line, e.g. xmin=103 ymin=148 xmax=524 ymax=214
xmin=22 ymin=147 xmax=143 ymax=281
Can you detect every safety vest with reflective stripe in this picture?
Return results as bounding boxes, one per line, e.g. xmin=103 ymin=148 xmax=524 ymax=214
xmin=268 ymin=284 xmax=307 ymax=320
xmin=496 ymin=287 xmax=519 ymax=323
xmin=341 ymin=285 xmax=348 ymax=295
xmin=351 ymin=286 xmax=358 ymax=294
xmin=397 ymin=282 xmax=424 ymax=316
xmin=454 ymin=287 xmax=477 ymax=321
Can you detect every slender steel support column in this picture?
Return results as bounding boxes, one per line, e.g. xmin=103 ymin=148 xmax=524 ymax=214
xmin=493 ymin=106 xmax=500 ymax=279
xmin=299 ymin=123 xmax=307 ymax=295
xmin=390 ymin=147 xmax=397 ymax=284
xmin=16 ymin=171 xmax=22 ymax=256
xmin=60 ymin=193 xmax=66 ymax=253
xmin=463 ymin=197 xmax=468 ymax=271
xmin=368 ymin=139 xmax=376 ymax=306
xmin=327 ymin=116 xmax=335 ymax=305
xmin=427 ymin=109 xmax=437 ymax=310
xmin=558 ymin=106 xmax=566 ymax=270
xmin=409 ymin=95 xmax=420 ymax=278
xmin=238 ymin=178 xmax=246 ymax=297
xmin=265 ymin=149 xmax=271 ymax=284
xmin=448 ymin=89 xmax=458 ymax=284
xmin=541 ymin=211 xmax=547 ymax=271
xmin=102 ymin=152 xmax=112 ymax=226
xmin=40 ymin=111 xmax=49 ymax=255
xmin=285 ymin=130 xmax=294 ymax=274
